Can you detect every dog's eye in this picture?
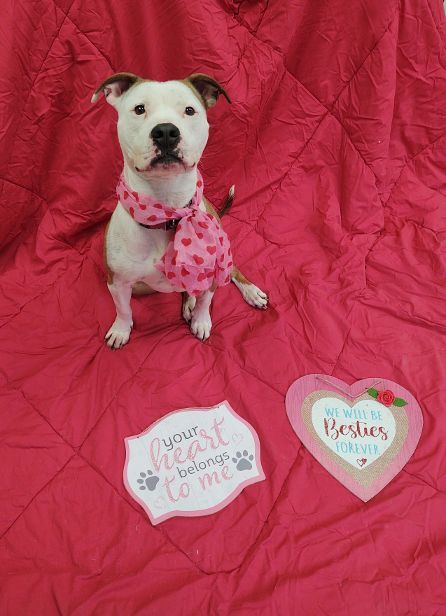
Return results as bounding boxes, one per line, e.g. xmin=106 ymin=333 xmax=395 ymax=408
xmin=185 ymin=106 xmax=196 ymax=116
xmin=134 ymin=105 xmax=145 ymax=115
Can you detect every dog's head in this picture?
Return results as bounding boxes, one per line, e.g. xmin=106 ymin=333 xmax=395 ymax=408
xmin=92 ymin=72 xmax=230 ymax=177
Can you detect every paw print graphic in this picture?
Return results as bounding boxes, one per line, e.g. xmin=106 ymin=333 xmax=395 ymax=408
xmin=232 ymin=450 xmax=254 ymax=471
xmin=137 ymin=470 xmax=159 ymax=491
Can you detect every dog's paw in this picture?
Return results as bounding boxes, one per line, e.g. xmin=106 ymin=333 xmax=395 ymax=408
xmin=238 ymin=283 xmax=268 ymax=309
xmin=182 ymin=295 xmax=197 ymax=323
xmin=190 ymin=313 xmax=212 ymax=341
xmin=105 ymin=319 xmax=133 ymax=349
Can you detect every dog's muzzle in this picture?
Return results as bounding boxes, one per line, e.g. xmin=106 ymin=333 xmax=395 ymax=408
xmin=148 ymin=123 xmax=182 ymax=168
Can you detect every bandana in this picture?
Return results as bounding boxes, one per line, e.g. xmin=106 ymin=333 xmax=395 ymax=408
xmin=116 ymin=171 xmax=233 ymax=296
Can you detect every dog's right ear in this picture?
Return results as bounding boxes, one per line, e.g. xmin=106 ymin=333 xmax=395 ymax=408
xmin=91 ymin=72 xmax=141 ymax=106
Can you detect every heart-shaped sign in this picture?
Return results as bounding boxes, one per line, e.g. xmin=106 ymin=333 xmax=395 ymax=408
xmin=286 ymin=375 xmax=423 ymax=501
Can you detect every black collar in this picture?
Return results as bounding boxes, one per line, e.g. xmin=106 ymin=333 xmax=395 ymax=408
xmin=138 ymin=219 xmax=180 ymax=231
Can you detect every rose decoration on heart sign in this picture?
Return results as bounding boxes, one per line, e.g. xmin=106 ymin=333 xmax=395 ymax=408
xmin=368 ymin=388 xmax=407 ymax=407
xmin=286 ymin=375 xmax=423 ymax=501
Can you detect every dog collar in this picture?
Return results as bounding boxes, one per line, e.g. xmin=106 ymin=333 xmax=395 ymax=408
xmin=138 ymin=219 xmax=180 ymax=231
xmin=116 ymin=171 xmax=233 ymax=296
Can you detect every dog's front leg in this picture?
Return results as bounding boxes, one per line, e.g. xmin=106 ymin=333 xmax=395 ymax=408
xmin=190 ymin=290 xmax=214 ymax=341
xmin=105 ymin=280 xmax=133 ymax=349
xmin=182 ymin=293 xmax=196 ymax=323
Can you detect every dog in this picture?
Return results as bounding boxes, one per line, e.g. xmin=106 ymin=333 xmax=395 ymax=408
xmin=91 ymin=72 xmax=268 ymax=348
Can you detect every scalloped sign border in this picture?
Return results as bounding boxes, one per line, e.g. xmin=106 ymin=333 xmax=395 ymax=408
xmin=123 ymin=401 xmax=264 ymax=524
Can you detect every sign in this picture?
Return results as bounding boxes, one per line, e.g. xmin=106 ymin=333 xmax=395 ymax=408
xmin=124 ymin=401 xmax=264 ymax=524
xmin=286 ymin=375 xmax=423 ymax=501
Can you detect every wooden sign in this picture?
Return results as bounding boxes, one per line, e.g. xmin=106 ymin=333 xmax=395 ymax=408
xmin=286 ymin=375 xmax=423 ymax=501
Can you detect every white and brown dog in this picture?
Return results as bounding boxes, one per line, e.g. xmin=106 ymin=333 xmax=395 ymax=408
xmin=92 ymin=72 xmax=268 ymax=348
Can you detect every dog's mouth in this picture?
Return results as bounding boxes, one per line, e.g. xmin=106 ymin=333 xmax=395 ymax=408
xmin=135 ymin=152 xmax=194 ymax=173
xmin=150 ymin=151 xmax=183 ymax=167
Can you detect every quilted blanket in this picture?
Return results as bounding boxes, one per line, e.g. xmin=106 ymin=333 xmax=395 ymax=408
xmin=1 ymin=0 xmax=446 ymax=613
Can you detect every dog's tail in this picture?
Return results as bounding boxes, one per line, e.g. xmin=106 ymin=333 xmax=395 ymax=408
xmin=219 ymin=185 xmax=235 ymax=217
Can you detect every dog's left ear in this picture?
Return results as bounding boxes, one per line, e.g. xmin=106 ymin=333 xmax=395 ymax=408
xmin=186 ymin=73 xmax=231 ymax=108
xmin=91 ymin=72 xmax=141 ymax=106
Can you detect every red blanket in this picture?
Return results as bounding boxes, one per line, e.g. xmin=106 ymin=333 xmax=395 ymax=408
xmin=2 ymin=0 xmax=446 ymax=613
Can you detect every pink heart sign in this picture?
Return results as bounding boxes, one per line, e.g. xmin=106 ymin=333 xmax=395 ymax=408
xmin=285 ymin=375 xmax=423 ymax=501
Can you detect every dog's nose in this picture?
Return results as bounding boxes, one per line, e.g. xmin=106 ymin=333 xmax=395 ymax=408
xmin=151 ymin=123 xmax=180 ymax=149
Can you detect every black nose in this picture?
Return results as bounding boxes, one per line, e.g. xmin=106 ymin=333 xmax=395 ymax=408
xmin=151 ymin=123 xmax=180 ymax=149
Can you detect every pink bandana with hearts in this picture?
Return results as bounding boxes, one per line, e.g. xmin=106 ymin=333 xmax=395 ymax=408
xmin=116 ymin=171 xmax=233 ymax=296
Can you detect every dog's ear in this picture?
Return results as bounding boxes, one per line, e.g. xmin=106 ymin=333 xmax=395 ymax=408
xmin=186 ymin=73 xmax=231 ymax=108
xmin=91 ymin=72 xmax=141 ymax=106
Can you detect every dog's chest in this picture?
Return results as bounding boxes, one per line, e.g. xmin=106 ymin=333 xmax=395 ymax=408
xmin=106 ymin=204 xmax=180 ymax=291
